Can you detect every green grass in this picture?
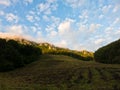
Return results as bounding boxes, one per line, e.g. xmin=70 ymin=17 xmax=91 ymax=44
xmin=0 ymin=55 xmax=120 ymax=90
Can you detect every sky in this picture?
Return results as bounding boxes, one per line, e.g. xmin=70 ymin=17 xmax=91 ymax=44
xmin=0 ymin=0 xmax=120 ymax=51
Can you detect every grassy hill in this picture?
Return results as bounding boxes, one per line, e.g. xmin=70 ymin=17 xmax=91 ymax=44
xmin=0 ymin=37 xmax=120 ymax=89
xmin=94 ymin=39 xmax=120 ymax=64
xmin=38 ymin=43 xmax=94 ymax=61
xmin=0 ymin=37 xmax=93 ymax=72
xmin=0 ymin=37 xmax=94 ymax=63
xmin=0 ymin=55 xmax=120 ymax=90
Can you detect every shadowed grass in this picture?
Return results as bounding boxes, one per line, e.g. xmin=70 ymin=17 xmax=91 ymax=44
xmin=0 ymin=55 xmax=120 ymax=90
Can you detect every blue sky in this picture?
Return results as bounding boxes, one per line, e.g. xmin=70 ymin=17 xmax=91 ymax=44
xmin=0 ymin=0 xmax=120 ymax=51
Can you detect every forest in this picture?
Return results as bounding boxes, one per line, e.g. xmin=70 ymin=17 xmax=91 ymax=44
xmin=0 ymin=38 xmax=42 ymax=71
xmin=94 ymin=39 xmax=120 ymax=64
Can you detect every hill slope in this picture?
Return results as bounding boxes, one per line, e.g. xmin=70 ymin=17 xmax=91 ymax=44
xmin=0 ymin=36 xmax=94 ymax=61
xmin=0 ymin=38 xmax=42 ymax=71
xmin=94 ymin=39 xmax=120 ymax=64
xmin=0 ymin=55 xmax=120 ymax=90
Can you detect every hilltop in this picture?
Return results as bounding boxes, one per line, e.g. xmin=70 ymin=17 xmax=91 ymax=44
xmin=0 ymin=36 xmax=94 ymax=72
xmin=0 ymin=35 xmax=94 ymax=61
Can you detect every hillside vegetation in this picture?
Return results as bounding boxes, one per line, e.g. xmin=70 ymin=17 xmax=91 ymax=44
xmin=0 ymin=55 xmax=119 ymax=90
xmin=0 ymin=37 xmax=94 ymax=72
xmin=94 ymin=39 xmax=120 ymax=64
xmin=39 ymin=43 xmax=94 ymax=61
xmin=0 ymin=37 xmax=120 ymax=89
xmin=0 ymin=38 xmax=42 ymax=71
xmin=1 ymin=37 xmax=94 ymax=61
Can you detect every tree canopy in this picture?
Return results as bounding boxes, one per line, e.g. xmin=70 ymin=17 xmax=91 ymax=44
xmin=94 ymin=39 xmax=120 ymax=64
xmin=0 ymin=38 xmax=42 ymax=71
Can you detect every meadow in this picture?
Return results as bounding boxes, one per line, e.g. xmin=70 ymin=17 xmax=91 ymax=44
xmin=0 ymin=55 xmax=119 ymax=90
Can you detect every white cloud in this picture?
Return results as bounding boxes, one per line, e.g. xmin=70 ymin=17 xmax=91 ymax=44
xmin=55 ymin=40 xmax=67 ymax=48
xmin=57 ymin=18 xmax=103 ymax=51
xmin=45 ymin=24 xmax=58 ymax=37
xmin=0 ymin=24 xmax=37 ymax=41
xmin=57 ymin=18 xmax=83 ymax=50
xmin=43 ymin=15 xmax=49 ymax=21
xmin=34 ymin=16 xmax=40 ymax=21
xmin=79 ymin=10 xmax=88 ymax=19
xmin=6 ymin=13 xmax=19 ymax=23
xmin=37 ymin=3 xmax=51 ymax=15
xmin=27 ymin=11 xmax=40 ymax=22
xmin=24 ymin=0 xmax=33 ymax=5
xmin=79 ymin=10 xmax=88 ymax=24
xmin=6 ymin=25 xmax=24 ymax=35
xmin=104 ymin=26 xmax=120 ymax=40
xmin=58 ymin=21 xmax=70 ymax=34
xmin=105 ymin=27 xmax=113 ymax=34
xmin=46 ymin=25 xmax=55 ymax=32
xmin=78 ymin=24 xmax=87 ymax=31
xmin=37 ymin=31 xmax=42 ymax=36
xmin=58 ymin=18 xmax=74 ymax=34
xmin=99 ymin=14 xmax=104 ymax=19
xmin=0 ymin=24 xmax=34 ymax=41
xmin=0 ymin=0 xmax=11 ymax=6
xmin=115 ymin=29 xmax=120 ymax=35
xmin=24 ymin=0 xmax=33 ymax=3
xmin=29 ymin=10 xmax=35 ymax=15
xmin=65 ymin=0 xmax=86 ymax=8
xmin=89 ymin=24 xmax=102 ymax=32
xmin=26 ymin=15 xmax=34 ymax=22
xmin=0 ymin=0 xmax=19 ymax=6
xmin=102 ymin=5 xmax=112 ymax=13
xmin=47 ymin=30 xmax=57 ymax=38
xmin=0 ymin=32 xmax=23 ymax=39
xmin=51 ymin=16 xmax=60 ymax=25
xmin=94 ymin=38 xmax=104 ymax=45
xmin=47 ymin=0 xmax=56 ymax=3
xmin=44 ymin=16 xmax=60 ymax=38
xmin=37 ymin=0 xmax=57 ymax=15
xmin=73 ymin=44 xmax=87 ymax=51
xmin=113 ymin=5 xmax=120 ymax=13
xmin=30 ymin=26 xmax=37 ymax=32
xmin=0 ymin=11 xmax=4 ymax=16
xmin=0 ymin=32 xmax=36 ymax=42
xmin=35 ymin=31 xmax=46 ymax=42
xmin=38 ymin=3 xmax=49 ymax=12
xmin=113 ymin=18 xmax=120 ymax=25
xmin=50 ymin=30 xmax=57 ymax=36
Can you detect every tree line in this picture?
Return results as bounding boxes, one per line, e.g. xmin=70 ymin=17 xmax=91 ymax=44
xmin=94 ymin=39 xmax=120 ymax=64
xmin=42 ymin=49 xmax=93 ymax=61
xmin=0 ymin=38 xmax=42 ymax=71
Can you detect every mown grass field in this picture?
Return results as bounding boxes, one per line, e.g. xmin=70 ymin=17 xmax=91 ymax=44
xmin=0 ymin=55 xmax=120 ymax=90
